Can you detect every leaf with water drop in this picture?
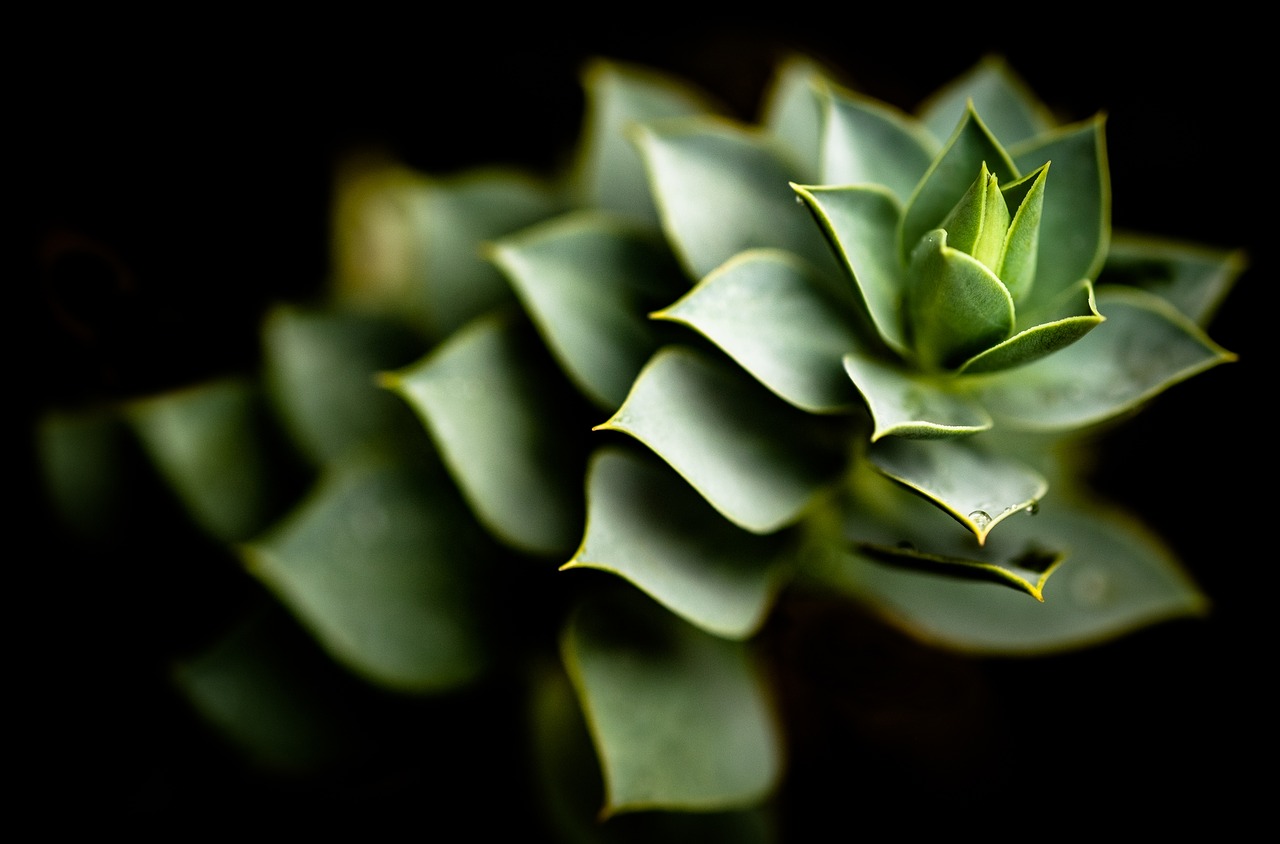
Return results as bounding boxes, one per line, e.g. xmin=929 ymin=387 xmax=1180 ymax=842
xmin=560 ymin=590 xmax=782 ymax=815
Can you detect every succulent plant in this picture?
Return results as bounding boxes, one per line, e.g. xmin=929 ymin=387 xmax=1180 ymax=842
xmin=36 ymin=51 xmax=1243 ymax=837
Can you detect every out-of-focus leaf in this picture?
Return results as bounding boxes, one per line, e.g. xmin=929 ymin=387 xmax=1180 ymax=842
xmin=36 ymin=406 xmax=130 ymax=539
xmin=654 ymin=248 xmax=864 ymax=413
xmin=1100 ymin=233 xmax=1247 ymax=326
xmin=125 ymin=377 xmax=280 ymax=542
xmin=383 ymin=312 xmax=586 ymax=556
xmin=842 ymin=353 xmax=992 ymax=440
xmin=868 ymin=437 xmax=1048 ymax=544
xmin=759 ymin=54 xmax=828 ymax=182
xmin=822 ymin=82 xmax=938 ymax=203
xmin=561 ymin=590 xmax=782 ymax=815
xmin=489 ymin=210 xmax=686 ymax=410
xmin=530 ymin=661 xmax=776 ymax=843
xmin=975 ymin=287 xmax=1238 ymax=431
xmin=1012 ymin=117 xmax=1110 ymax=305
xmin=262 ymin=304 xmax=427 ymax=466
xmin=596 ymin=345 xmax=850 ymax=534
xmin=172 ymin=608 xmax=359 ymax=773
xmin=569 ymin=59 xmax=723 ymax=223
xmin=825 ymin=494 xmax=1209 ymax=654
xmin=634 ymin=117 xmax=836 ymax=280
xmin=565 ymin=447 xmax=795 ymax=639
xmin=240 ymin=446 xmax=493 ymax=692
xmin=917 ymin=54 xmax=1055 ymax=147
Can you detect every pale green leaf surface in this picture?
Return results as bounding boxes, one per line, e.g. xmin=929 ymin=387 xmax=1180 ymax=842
xmin=868 ymin=437 xmax=1048 ymax=544
xmin=531 ymin=663 xmax=776 ymax=843
xmin=759 ymin=54 xmax=828 ymax=183
xmin=907 ymin=230 xmax=1016 ymax=370
xmin=490 ymin=210 xmax=687 ymax=410
xmin=901 ymin=106 xmax=1019 ymax=266
xmin=262 ymin=304 xmax=428 ymax=466
xmin=561 ymin=591 xmax=782 ymax=815
xmin=173 ymin=608 xmax=357 ymax=773
xmin=635 ymin=118 xmax=837 ymax=280
xmin=654 ymin=248 xmax=864 ymax=413
xmin=917 ymin=55 xmax=1055 ymax=147
xmin=957 ymin=279 xmax=1103 ymax=374
xmin=827 ymin=497 xmax=1209 ymax=654
xmin=995 ymin=163 xmax=1048 ymax=301
xmin=414 ymin=170 xmax=566 ymax=338
xmin=565 ymin=447 xmax=794 ymax=639
xmin=974 ymin=287 xmax=1238 ymax=431
xmin=937 ymin=163 xmax=1008 ymax=268
xmin=1100 ymin=232 xmax=1247 ymax=326
xmin=792 ymin=183 xmax=909 ymax=354
xmin=241 ymin=448 xmax=492 ymax=692
xmin=821 ymin=84 xmax=937 ymax=202
xmin=382 ymin=313 xmax=585 ymax=556
xmin=597 ymin=345 xmax=850 ymax=534
xmin=125 ymin=378 xmax=279 ymax=542
xmin=570 ymin=59 xmax=723 ymax=223
xmin=843 ymin=353 xmax=991 ymax=440
xmin=1011 ymin=117 xmax=1110 ymax=305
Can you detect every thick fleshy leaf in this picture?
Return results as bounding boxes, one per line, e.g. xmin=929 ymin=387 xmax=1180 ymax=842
xmin=906 ymin=230 xmax=1016 ymax=371
xmin=634 ymin=117 xmax=837 ymax=280
xmin=825 ymin=497 xmax=1209 ymax=654
xmin=821 ymin=82 xmax=937 ymax=202
xmin=1100 ymin=232 xmax=1247 ymax=326
xmin=843 ymin=352 xmax=991 ymax=440
xmin=560 ymin=590 xmax=782 ymax=815
xmin=172 ymin=608 xmax=359 ymax=773
xmin=125 ymin=377 xmax=281 ymax=542
xmin=489 ymin=210 xmax=687 ymax=410
xmin=974 ymin=287 xmax=1238 ymax=431
xmin=569 ymin=59 xmax=723 ymax=223
xmin=382 ymin=313 xmax=587 ymax=556
xmin=1012 ymin=116 xmax=1110 ymax=305
xmin=330 ymin=164 xmax=563 ymax=339
xmin=995 ymin=162 xmax=1048 ymax=301
xmin=240 ymin=447 xmax=493 ymax=692
xmin=917 ymin=55 xmax=1055 ymax=147
xmin=841 ymin=465 xmax=1060 ymax=599
xmin=36 ymin=406 xmax=131 ymax=539
xmin=653 ymin=248 xmax=865 ymax=413
xmin=956 ymin=279 xmax=1103 ymax=374
xmin=900 ymin=105 xmax=1019 ymax=266
xmin=868 ymin=437 xmax=1048 ymax=544
xmin=531 ymin=663 xmax=776 ymax=842
xmin=565 ymin=447 xmax=794 ymax=639
xmin=759 ymin=54 xmax=828 ymax=183
xmin=261 ymin=304 xmax=428 ymax=466
xmin=938 ymin=162 xmax=1010 ymax=270
xmin=596 ymin=345 xmax=850 ymax=534
xmin=792 ymin=183 xmax=909 ymax=354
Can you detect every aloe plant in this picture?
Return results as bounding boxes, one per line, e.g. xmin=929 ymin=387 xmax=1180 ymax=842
xmin=36 ymin=52 xmax=1243 ymax=835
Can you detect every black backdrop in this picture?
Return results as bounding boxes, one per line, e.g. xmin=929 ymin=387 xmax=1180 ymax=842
xmin=17 ymin=11 xmax=1269 ymax=835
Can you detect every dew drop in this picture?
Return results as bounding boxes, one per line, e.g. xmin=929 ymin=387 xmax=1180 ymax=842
xmin=967 ymin=510 xmax=992 ymax=529
xmin=1024 ymin=500 xmax=1040 ymax=516
xmin=794 ymin=194 xmax=804 ymax=205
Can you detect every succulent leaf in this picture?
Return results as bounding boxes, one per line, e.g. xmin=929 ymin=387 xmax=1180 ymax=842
xmin=595 ymin=345 xmax=851 ymax=534
xmin=867 ymin=437 xmax=1048 ymax=544
xmin=382 ymin=312 xmax=586 ymax=556
xmin=633 ymin=117 xmax=838 ymax=280
xmin=842 ymin=352 xmax=992 ymax=440
xmin=564 ymin=447 xmax=795 ymax=640
xmin=560 ymin=590 xmax=782 ymax=815
xmin=488 ymin=209 xmax=687 ymax=410
xmin=956 ymin=279 xmax=1103 ymax=375
xmin=36 ymin=407 xmax=131 ymax=539
xmin=917 ymin=54 xmax=1056 ymax=147
xmin=1100 ymin=233 xmax=1247 ymax=326
xmin=820 ymin=81 xmax=939 ymax=201
xmin=239 ymin=447 xmax=494 ymax=692
xmin=653 ymin=248 xmax=865 ymax=413
xmin=974 ymin=287 xmax=1238 ymax=431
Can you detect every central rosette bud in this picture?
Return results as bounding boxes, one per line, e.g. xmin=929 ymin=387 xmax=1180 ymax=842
xmin=905 ymin=161 xmax=1049 ymax=371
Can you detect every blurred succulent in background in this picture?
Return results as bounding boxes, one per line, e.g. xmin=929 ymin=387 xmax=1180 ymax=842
xmin=37 ymin=53 xmax=1242 ymax=838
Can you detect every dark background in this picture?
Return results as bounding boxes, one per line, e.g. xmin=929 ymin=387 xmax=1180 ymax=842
xmin=18 ymin=11 xmax=1269 ymax=835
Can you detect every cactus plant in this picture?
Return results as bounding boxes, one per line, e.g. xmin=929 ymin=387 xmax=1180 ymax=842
xmin=34 ymin=48 xmax=1245 ymax=836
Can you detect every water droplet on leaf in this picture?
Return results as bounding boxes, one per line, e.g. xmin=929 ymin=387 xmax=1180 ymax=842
xmin=967 ymin=510 xmax=991 ymax=529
